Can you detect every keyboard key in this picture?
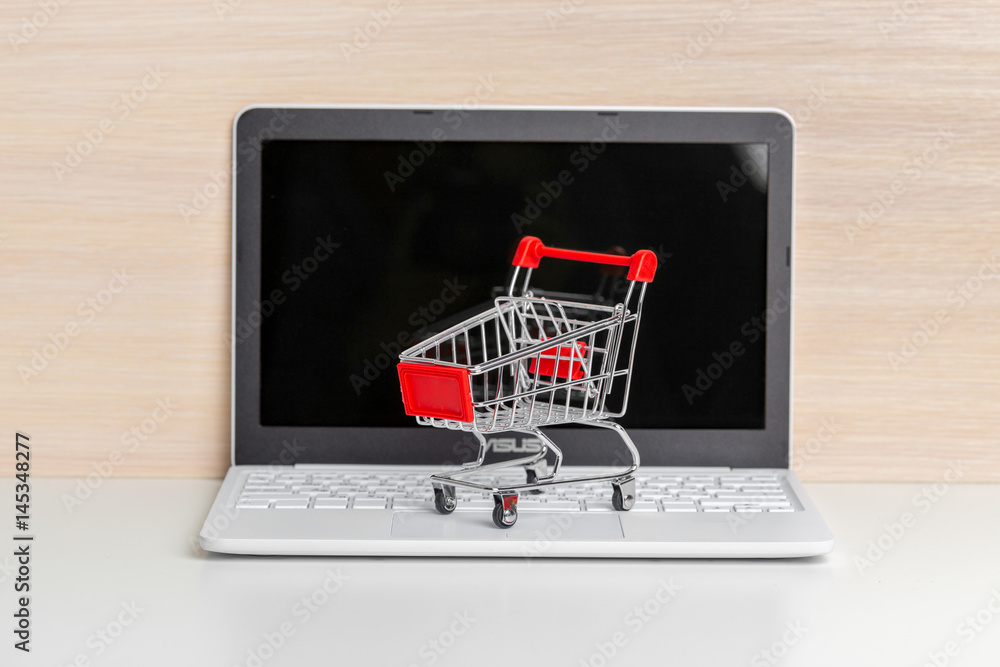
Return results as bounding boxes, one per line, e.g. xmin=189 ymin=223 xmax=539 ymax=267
xmin=630 ymin=501 xmax=659 ymax=512
xmin=392 ymin=499 xmax=432 ymax=510
xmin=703 ymin=507 xmax=732 ymax=512
xmin=677 ymin=492 xmax=711 ymax=500
xmin=314 ymin=498 xmax=349 ymax=509
xmin=584 ymin=500 xmax=614 ymax=512
xmin=733 ymin=504 xmax=764 ymax=513
xmin=702 ymin=500 xmax=790 ymax=509
xmin=352 ymin=498 xmax=387 ymax=509
xmin=273 ymin=499 xmax=310 ymax=509
xmin=456 ymin=500 xmax=494 ymax=511
xmin=660 ymin=502 xmax=697 ymax=512
xmin=535 ymin=501 xmax=582 ymax=511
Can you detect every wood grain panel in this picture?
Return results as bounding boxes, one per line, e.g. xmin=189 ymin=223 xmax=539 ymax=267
xmin=1 ymin=0 xmax=997 ymax=480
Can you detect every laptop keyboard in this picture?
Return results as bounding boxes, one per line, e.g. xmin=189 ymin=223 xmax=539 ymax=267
xmin=235 ymin=470 xmax=798 ymax=513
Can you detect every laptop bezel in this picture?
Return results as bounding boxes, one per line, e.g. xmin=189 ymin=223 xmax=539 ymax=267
xmin=230 ymin=105 xmax=794 ymax=469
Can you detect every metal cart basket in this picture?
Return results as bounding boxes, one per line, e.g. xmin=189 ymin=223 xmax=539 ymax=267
xmin=396 ymin=236 xmax=657 ymax=527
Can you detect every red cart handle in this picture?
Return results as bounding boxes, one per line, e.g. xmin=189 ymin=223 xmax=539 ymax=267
xmin=512 ymin=236 xmax=657 ymax=283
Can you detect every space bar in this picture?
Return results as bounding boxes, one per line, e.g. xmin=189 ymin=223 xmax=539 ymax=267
xmin=520 ymin=501 xmax=581 ymax=511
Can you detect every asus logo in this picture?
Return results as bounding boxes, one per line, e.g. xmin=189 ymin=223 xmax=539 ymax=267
xmin=483 ymin=437 xmax=543 ymax=454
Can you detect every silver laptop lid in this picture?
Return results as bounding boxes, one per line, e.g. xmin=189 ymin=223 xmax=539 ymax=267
xmin=230 ymin=106 xmax=794 ymax=469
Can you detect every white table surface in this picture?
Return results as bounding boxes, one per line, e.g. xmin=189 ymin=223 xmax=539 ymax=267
xmin=3 ymin=478 xmax=999 ymax=666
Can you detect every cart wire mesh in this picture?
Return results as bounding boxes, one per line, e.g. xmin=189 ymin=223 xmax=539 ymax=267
xmin=400 ymin=289 xmax=642 ymax=433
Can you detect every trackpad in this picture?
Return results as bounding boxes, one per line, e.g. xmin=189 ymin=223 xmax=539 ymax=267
xmin=390 ymin=512 xmax=624 ymax=540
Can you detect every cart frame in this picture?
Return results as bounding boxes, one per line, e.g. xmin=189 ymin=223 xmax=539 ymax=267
xmin=397 ymin=236 xmax=657 ymax=527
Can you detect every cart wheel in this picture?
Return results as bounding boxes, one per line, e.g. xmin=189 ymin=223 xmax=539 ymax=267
xmin=525 ymin=468 xmax=544 ymax=494
xmin=611 ymin=477 xmax=636 ymax=511
xmin=433 ymin=485 xmax=457 ymax=514
xmin=492 ymin=494 xmax=518 ymax=528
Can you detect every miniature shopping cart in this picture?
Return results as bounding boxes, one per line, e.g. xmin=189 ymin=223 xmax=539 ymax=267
xmin=396 ymin=236 xmax=657 ymax=527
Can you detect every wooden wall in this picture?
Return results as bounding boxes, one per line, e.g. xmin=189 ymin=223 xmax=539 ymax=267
xmin=2 ymin=0 xmax=997 ymax=480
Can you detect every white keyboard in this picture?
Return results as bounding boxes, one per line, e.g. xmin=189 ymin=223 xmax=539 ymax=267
xmin=235 ymin=469 xmax=799 ymax=513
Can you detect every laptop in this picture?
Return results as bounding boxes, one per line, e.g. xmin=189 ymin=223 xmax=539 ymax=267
xmin=199 ymin=105 xmax=834 ymax=558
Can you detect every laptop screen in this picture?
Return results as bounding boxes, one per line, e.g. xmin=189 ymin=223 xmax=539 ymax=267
xmin=255 ymin=139 xmax=769 ymax=432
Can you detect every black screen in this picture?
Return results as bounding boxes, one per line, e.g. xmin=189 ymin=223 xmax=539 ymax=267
xmin=256 ymin=140 xmax=768 ymax=429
